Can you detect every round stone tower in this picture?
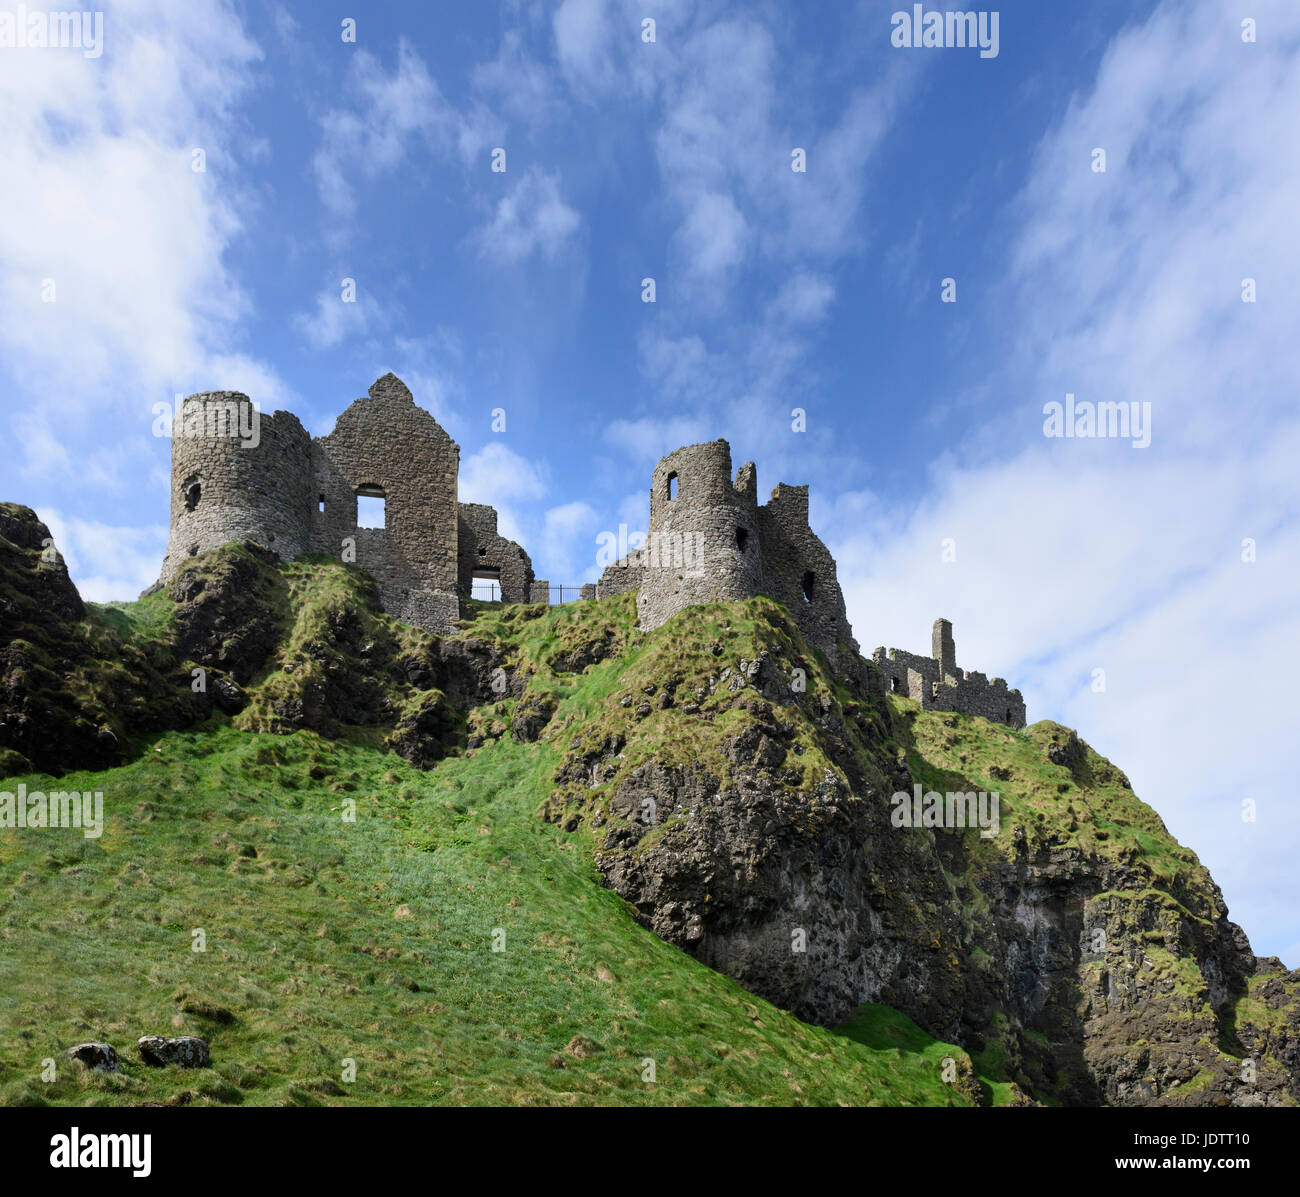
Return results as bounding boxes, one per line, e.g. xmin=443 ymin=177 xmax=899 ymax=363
xmin=636 ymin=439 xmax=765 ymax=631
xmin=159 ymin=391 xmax=312 ymax=582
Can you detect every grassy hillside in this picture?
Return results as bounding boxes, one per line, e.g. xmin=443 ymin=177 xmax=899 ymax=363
xmin=3 ymin=533 xmax=1290 ymax=1107
xmin=0 ymin=618 xmax=983 ymax=1106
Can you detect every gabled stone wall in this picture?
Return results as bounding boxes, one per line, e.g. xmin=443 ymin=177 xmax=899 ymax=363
xmin=161 ymin=374 xmax=469 ymax=636
xmin=310 ymin=374 xmax=461 ymax=633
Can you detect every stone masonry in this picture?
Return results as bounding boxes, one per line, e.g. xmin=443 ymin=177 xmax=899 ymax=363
xmin=457 ymin=502 xmax=537 ymax=604
xmin=159 ymin=373 xmax=534 ymax=634
xmin=595 ymin=439 xmax=861 ymax=668
xmin=157 ymin=379 xmax=1028 ymax=723
xmin=872 ymin=618 xmax=1027 ymax=728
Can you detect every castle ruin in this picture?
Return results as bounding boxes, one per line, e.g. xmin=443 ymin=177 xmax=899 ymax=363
xmin=158 ymin=374 xmax=1027 ymax=726
xmin=594 ymin=439 xmax=861 ymax=667
xmin=873 ymin=618 xmax=1027 ymax=728
xmin=159 ymin=373 xmax=536 ymax=633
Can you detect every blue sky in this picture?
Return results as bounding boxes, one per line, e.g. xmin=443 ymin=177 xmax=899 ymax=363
xmin=2 ymin=0 xmax=1297 ymax=965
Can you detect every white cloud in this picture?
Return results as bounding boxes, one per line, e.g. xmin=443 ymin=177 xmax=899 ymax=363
xmin=0 ymin=0 xmax=279 ymax=411
xmin=767 ymin=272 xmax=835 ymax=326
xmin=459 ymin=442 xmax=549 ymax=511
xmin=540 ymin=499 xmax=601 ymax=582
xmin=602 ymin=414 xmax=714 ymax=464
xmin=13 ymin=412 xmax=71 ymax=476
xmin=677 ymin=190 xmax=749 ymax=280
xmin=37 ymin=508 xmax=168 ymax=603
xmin=472 ymin=29 xmax=563 ymax=127
xmin=831 ymin=0 xmax=1300 ymax=964
xmin=314 ymin=40 xmax=500 ymax=222
xmin=552 ymin=0 xmax=624 ymax=98
xmin=473 ymin=166 xmax=582 ymax=264
xmin=293 ymin=282 xmax=383 ymax=350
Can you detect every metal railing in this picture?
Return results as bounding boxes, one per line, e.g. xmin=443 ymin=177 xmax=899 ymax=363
xmin=468 ymin=584 xmax=589 ymax=605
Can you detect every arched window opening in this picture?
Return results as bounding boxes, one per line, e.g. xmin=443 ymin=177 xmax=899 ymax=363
xmin=478 ymin=546 xmax=487 ymax=558
xmin=666 ymin=471 xmax=678 ymax=500
xmin=356 ymin=484 xmax=386 ymax=529
xmin=891 ymin=676 xmax=901 ymax=693
xmin=801 ymin=570 xmax=815 ymax=603
xmin=735 ymin=527 xmax=748 ymax=552
xmin=183 ymin=476 xmax=202 ymax=512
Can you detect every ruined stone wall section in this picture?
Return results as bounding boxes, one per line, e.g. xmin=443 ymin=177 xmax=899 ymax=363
xmin=600 ymin=440 xmax=858 ymax=664
xmin=932 ymin=672 xmax=1027 ymax=729
xmin=457 ymin=502 xmax=534 ymax=604
xmin=933 ymin=617 xmax=957 ymax=681
xmin=310 ymin=374 xmax=461 ymax=634
xmin=872 ymin=647 xmax=940 ymax=702
xmin=160 ymin=393 xmax=312 ymax=583
xmin=596 ymin=559 xmax=648 ymax=600
xmin=872 ymin=623 xmax=1027 ymax=728
xmin=756 ymin=483 xmax=859 ymax=665
xmin=157 ymin=386 xmax=1028 ymax=715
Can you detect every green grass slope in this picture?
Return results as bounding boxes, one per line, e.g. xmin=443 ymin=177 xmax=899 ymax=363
xmin=0 ymin=713 xmax=980 ymax=1107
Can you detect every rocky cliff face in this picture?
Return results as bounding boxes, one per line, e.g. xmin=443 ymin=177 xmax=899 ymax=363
xmin=1 ymin=503 xmax=1294 ymax=1106
xmin=0 ymin=509 xmax=510 ymax=776
xmin=0 ymin=504 xmax=211 ymax=775
xmin=508 ymin=595 xmax=1297 ymax=1107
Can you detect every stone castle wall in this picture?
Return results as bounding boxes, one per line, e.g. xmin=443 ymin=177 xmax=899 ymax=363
xmin=457 ymin=502 xmax=535 ymax=603
xmin=158 ymin=382 xmax=1027 ymax=718
xmin=309 ymin=374 xmax=461 ymax=633
xmin=597 ymin=439 xmax=859 ymax=665
xmin=160 ymin=393 xmax=312 ymax=583
xmin=161 ymin=374 xmax=463 ymax=634
xmin=872 ymin=618 xmax=1027 ymax=727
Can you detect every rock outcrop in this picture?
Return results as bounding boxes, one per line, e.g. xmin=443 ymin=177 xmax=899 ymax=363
xmin=137 ymin=1035 xmax=210 ymax=1068
xmin=530 ymin=595 xmax=1298 ymax=1107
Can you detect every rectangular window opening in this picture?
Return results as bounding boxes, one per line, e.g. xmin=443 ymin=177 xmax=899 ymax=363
xmin=357 ymin=495 xmax=386 ymax=528
xmin=471 ymin=568 xmax=501 ymax=602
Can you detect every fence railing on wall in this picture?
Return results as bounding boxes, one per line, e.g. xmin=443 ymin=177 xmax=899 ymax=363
xmin=468 ymin=584 xmax=590 ymax=604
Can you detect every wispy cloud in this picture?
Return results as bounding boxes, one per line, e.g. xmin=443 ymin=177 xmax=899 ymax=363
xmin=472 ymin=166 xmax=582 ymax=264
xmin=831 ymin=0 xmax=1300 ymax=961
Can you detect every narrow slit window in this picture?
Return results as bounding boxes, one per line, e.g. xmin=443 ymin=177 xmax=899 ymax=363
xmin=735 ymin=527 xmax=748 ymax=552
xmin=666 ymin=471 xmax=678 ymax=500
xmin=801 ymin=570 xmax=815 ymax=603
